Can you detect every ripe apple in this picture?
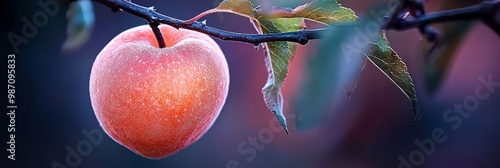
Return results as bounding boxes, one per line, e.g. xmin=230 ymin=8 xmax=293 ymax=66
xmin=89 ymin=24 xmax=229 ymax=159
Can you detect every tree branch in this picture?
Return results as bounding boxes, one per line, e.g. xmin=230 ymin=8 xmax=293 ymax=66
xmin=92 ymin=0 xmax=500 ymax=46
xmin=387 ymin=0 xmax=500 ymax=34
xmin=94 ymin=0 xmax=320 ymax=46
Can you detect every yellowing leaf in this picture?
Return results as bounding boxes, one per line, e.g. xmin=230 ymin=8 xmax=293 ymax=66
xmin=185 ymin=0 xmax=257 ymax=23
xmin=267 ymin=0 xmax=357 ymax=24
xmin=256 ymin=18 xmax=305 ymax=134
xmin=216 ymin=0 xmax=256 ymax=17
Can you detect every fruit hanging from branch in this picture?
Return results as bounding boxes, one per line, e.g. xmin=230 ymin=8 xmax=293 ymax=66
xmin=89 ymin=25 xmax=229 ymax=159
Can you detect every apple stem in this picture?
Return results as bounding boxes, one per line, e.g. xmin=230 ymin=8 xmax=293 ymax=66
xmin=149 ymin=21 xmax=166 ymax=48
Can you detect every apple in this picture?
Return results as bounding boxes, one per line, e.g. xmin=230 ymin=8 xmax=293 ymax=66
xmin=89 ymin=24 xmax=229 ymax=159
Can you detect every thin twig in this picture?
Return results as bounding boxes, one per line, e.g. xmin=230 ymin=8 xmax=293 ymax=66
xmin=92 ymin=0 xmax=500 ymax=45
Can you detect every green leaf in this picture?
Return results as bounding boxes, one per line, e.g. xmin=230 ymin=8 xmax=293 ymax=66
xmin=256 ymin=18 xmax=305 ymax=134
xmin=367 ymin=35 xmax=420 ymax=122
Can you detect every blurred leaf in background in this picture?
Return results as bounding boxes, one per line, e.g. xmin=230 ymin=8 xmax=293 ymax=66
xmin=62 ymin=0 xmax=94 ymax=51
xmin=292 ymin=3 xmax=419 ymax=130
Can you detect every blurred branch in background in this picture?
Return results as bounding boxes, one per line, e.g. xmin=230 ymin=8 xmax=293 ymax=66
xmin=423 ymin=0 xmax=496 ymax=93
xmin=387 ymin=0 xmax=500 ymax=33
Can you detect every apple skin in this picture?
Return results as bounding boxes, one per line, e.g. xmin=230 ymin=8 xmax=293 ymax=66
xmin=89 ymin=25 xmax=229 ymax=159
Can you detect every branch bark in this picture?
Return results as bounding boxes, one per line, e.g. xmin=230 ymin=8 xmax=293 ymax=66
xmin=91 ymin=0 xmax=500 ymax=45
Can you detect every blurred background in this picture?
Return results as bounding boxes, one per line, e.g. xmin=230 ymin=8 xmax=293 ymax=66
xmin=2 ymin=0 xmax=500 ymax=167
